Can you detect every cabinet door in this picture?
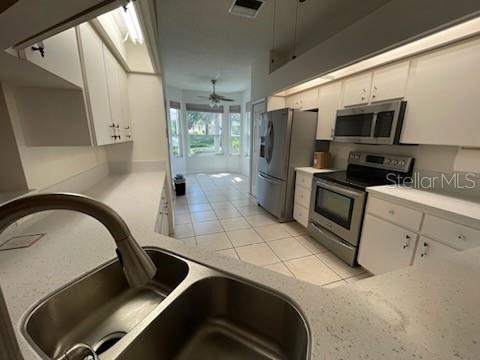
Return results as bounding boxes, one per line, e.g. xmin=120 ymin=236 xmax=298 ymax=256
xmin=342 ymin=72 xmax=372 ymax=107
xmin=371 ymin=61 xmax=409 ymax=103
xmin=117 ymin=65 xmax=132 ymax=141
xmin=24 ymin=28 xmax=83 ymax=87
xmin=285 ymin=93 xmax=300 ymax=109
xmin=78 ymin=24 xmax=113 ymax=146
xmin=401 ymin=38 xmax=480 ymax=146
xmin=300 ymin=88 xmax=319 ymax=110
xmin=413 ymin=236 xmax=458 ymax=266
xmin=358 ymin=214 xmax=418 ymax=275
xmin=104 ymin=47 xmax=123 ymax=143
xmin=317 ymin=81 xmax=342 ymax=140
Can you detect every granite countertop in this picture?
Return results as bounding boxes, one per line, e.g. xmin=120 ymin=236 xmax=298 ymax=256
xmin=367 ymin=185 xmax=480 ymax=226
xmin=1 ymin=172 xmax=479 ymax=359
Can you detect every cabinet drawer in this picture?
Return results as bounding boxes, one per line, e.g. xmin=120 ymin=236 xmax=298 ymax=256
xmin=367 ymin=197 xmax=423 ymax=231
xmin=296 ymin=172 xmax=313 ymax=190
xmin=421 ymin=215 xmax=480 ymax=250
xmin=294 ymin=185 xmax=310 ymax=208
xmin=358 ymin=214 xmax=418 ymax=275
xmin=413 ymin=236 xmax=458 ymax=265
xmin=293 ymin=204 xmax=309 ymax=228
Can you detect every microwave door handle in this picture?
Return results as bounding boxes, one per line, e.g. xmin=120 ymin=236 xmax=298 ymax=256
xmin=371 ymin=112 xmax=378 ymax=141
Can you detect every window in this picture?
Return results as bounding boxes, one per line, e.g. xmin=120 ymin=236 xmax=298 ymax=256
xmin=229 ymin=105 xmax=241 ymax=155
xmin=169 ymin=101 xmax=182 ymax=157
xmin=186 ymin=104 xmax=223 ymax=155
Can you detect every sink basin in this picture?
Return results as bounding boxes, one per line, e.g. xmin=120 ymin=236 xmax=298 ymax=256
xmin=24 ymin=250 xmax=188 ymax=359
xmin=115 ymin=277 xmax=309 ymax=360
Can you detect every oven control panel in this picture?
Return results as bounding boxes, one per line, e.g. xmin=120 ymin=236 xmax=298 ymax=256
xmin=348 ymin=151 xmax=413 ymax=172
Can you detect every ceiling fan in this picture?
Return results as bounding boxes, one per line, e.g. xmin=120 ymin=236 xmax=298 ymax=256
xmin=197 ymin=79 xmax=234 ymax=106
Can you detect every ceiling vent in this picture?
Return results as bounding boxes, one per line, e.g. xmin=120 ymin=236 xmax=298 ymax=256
xmin=229 ymin=0 xmax=264 ymax=18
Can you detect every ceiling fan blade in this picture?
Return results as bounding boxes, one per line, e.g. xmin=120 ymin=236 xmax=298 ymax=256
xmin=217 ymin=96 xmax=235 ymax=102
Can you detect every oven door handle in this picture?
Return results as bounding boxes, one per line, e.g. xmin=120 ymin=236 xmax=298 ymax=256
xmin=314 ymin=179 xmax=365 ymax=199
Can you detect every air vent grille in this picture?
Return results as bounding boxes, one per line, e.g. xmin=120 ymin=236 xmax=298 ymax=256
xmin=229 ymin=0 xmax=264 ymax=18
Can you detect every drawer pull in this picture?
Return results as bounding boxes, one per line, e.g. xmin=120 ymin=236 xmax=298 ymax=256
xmin=403 ymin=236 xmax=411 ymax=249
xmin=457 ymin=234 xmax=466 ymax=241
xmin=388 ymin=209 xmax=395 ymax=215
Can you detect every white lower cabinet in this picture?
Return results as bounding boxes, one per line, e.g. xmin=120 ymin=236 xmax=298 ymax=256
xmin=413 ymin=236 xmax=457 ymax=265
xmin=293 ymin=204 xmax=309 ymax=228
xmin=358 ymin=214 xmax=418 ymax=275
xmin=293 ymin=169 xmax=315 ymax=227
xmin=359 ymin=193 xmax=480 ymax=275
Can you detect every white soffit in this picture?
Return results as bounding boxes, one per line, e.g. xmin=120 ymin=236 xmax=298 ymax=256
xmin=276 ymin=15 xmax=480 ymax=96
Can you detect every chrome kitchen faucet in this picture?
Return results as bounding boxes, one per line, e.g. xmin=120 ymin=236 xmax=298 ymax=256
xmin=0 ymin=193 xmax=157 ymax=360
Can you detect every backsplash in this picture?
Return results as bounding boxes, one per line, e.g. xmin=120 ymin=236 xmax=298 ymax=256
xmin=330 ymin=142 xmax=480 ymax=198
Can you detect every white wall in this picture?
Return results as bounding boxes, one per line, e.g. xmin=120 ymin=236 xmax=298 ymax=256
xmin=251 ymin=0 xmax=480 ymax=100
xmin=2 ymin=83 xmax=107 ymax=190
xmin=241 ymin=88 xmax=251 ymax=177
xmin=106 ymin=73 xmax=169 ymax=170
xmin=165 ymin=86 xmax=249 ymax=175
xmin=0 ymin=85 xmax=28 ymax=192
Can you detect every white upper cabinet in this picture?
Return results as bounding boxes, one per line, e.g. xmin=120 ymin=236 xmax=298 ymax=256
xmin=78 ymin=23 xmax=114 ymax=146
xmin=401 ymin=38 xmax=480 ymax=147
xmin=316 ymin=81 xmax=342 ymax=140
xmin=104 ymin=47 xmax=124 ymax=142
xmin=370 ymin=61 xmax=409 ymax=103
xmin=266 ymin=96 xmax=286 ymax=111
xmin=342 ymin=72 xmax=372 ymax=107
xmin=117 ymin=65 xmax=132 ymax=141
xmin=24 ymin=28 xmax=83 ymax=87
xmin=286 ymin=88 xmax=319 ymax=110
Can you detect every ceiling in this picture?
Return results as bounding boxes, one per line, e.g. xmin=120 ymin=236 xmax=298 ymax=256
xmin=154 ymin=0 xmax=392 ymax=93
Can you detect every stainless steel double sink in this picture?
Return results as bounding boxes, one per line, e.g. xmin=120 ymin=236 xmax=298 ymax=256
xmin=23 ymin=248 xmax=310 ymax=359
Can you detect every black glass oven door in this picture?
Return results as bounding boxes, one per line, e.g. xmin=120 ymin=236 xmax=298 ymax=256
xmin=314 ymin=186 xmax=354 ymax=230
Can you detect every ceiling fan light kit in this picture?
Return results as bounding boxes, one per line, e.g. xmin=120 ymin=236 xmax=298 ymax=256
xmin=198 ymin=79 xmax=235 ymax=107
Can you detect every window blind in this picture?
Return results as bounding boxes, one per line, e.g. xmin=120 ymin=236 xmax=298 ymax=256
xmin=229 ymin=105 xmax=241 ymax=113
xmin=169 ymin=101 xmax=181 ymax=109
xmin=186 ymin=103 xmax=224 ymax=113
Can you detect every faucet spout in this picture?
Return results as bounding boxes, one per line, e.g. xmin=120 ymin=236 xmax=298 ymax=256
xmin=0 ymin=193 xmax=157 ymax=287
xmin=0 ymin=193 xmax=158 ymax=360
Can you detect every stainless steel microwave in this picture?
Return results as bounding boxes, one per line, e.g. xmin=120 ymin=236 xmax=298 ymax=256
xmin=334 ymin=101 xmax=407 ymax=145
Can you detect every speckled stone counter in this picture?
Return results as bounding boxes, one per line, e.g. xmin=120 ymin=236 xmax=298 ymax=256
xmin=1 ymin=172 xmax=479 ymax=360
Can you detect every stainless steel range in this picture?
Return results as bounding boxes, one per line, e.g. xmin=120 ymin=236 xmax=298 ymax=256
xmin=308 ymin=151 xmax=414 ymax=266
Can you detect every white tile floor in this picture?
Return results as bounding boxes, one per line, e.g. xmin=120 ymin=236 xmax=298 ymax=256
xmin=173 ymin=173 xmax=371 ymax=288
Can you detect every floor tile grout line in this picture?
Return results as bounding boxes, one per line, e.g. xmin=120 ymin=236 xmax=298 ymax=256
xmin=313 ymin=253 xmax=367 ymax=280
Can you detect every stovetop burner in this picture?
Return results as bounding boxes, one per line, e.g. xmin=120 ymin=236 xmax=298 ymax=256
xmin=314 ymin=171 xmax=394 ymax=190
xmin=314 ymin=151 xmax=415 ymax=191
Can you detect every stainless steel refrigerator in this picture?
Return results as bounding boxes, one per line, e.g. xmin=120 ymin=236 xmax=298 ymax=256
xmin=256 ymin=108 xmax=317 ymax=222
